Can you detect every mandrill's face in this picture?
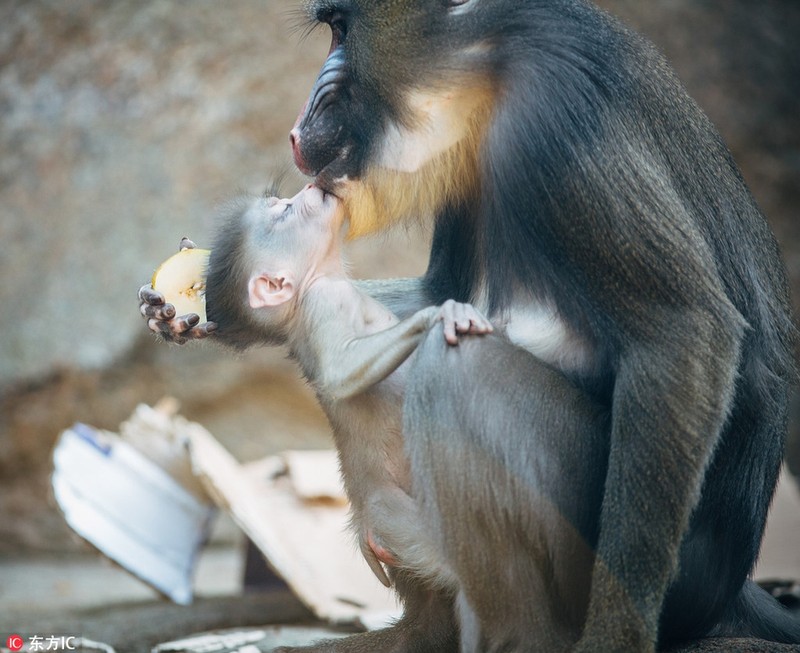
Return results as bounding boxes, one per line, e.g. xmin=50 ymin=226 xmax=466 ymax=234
xmin=290 ymin=0 xmax=498 ymax=209
xmin=290 ymin=1 xmax=499 ymax=239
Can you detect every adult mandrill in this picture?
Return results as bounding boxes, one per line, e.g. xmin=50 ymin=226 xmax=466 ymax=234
xmin=139 ymin=0 xmax=799 ymax=651
xmin=285 ymin=0 xmax=799 ymax=651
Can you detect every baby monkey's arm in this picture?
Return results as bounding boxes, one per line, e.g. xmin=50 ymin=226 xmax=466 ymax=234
xmin=324 ymin=300 xmax=492 ymax=400
xmin=353 ymin=278 xmax=428 ymax=319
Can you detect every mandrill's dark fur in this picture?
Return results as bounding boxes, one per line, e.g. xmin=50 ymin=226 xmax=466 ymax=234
xmin=282 ymin=0 xmax=799 ymax=651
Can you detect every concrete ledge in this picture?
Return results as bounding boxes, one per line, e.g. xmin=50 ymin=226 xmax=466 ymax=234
xmin=3 ymin=592 xmax=798 ymax=653
xmin=669 ymin=639 xmax=800 ymax=652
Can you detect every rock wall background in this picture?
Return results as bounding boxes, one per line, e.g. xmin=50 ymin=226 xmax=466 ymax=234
xmin=0 ymin=0 xmax=798 ymax=552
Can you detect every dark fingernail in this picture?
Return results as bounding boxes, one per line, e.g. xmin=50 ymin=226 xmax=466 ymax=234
xmin=144 ymin=289 xmax=164 ymax=305
xmin=162 ymin=305 xmax=176 ymax=319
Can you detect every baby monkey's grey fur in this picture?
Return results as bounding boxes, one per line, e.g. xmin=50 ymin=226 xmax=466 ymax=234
xmin=204 ymin=185 xmax=492 ymax=587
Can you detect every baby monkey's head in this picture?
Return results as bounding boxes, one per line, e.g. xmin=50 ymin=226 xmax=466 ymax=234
xmin=206 ymin=184 xmax=343 ymax=349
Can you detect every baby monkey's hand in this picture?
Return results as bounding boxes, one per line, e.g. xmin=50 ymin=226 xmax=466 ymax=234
xmin=138 ymin=238 xmax=217 ymax=344
xmin=438 ymin=299 xmax=493 ymax=346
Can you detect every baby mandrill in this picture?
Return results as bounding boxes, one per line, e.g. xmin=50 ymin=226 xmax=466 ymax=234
xmin=204 ymin=183 xmax=493 ymax=586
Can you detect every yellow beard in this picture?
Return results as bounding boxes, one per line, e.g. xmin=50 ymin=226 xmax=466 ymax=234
xmin=343 ymin=97 xmax=492 ymax=240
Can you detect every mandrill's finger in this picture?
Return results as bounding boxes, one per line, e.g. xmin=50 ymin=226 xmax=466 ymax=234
xmin=148 ymin=318 xmax=171 ymax=337
xmin=183 ymin=322 xmax=218 ymax=340
xmin=453 ymin=303 xmax=473 ymax=334
xmin=168 ymin=313 xmax=201 ymax=336
xmin=140 ymin=302 xmax=176 ymax=321
xmin=179 ymin=237 xmax=197 ymax=251
xmin=446 ymin=302 xmax=472 ymax=336
xmin=139 ymin=284 xmax=165 ymax=306
xmin=149 ymin=318 xmax=189 ymax=344
xmin=469 ymin=320 xmax=493 ymax=334
xmin=440 ymin=302 xmax=459 ymax=345
xmin=442 ymin=319 xmax=458 ymax=345
xmin=466 ymin=309 xmax=493 ymax=334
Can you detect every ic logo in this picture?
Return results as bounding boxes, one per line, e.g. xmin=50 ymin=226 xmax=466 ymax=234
xmin=6 ymin=635 xmax=24 ymax=652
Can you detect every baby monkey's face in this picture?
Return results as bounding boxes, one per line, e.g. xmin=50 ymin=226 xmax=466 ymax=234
xmin=262 ymin=184 xmax=341 ymax=234
xmin=245 ymin=183 xmax=344 ymax=282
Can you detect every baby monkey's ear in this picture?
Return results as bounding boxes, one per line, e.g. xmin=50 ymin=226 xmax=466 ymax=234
xmin=248 ymin=271 xmax=296 ymax=309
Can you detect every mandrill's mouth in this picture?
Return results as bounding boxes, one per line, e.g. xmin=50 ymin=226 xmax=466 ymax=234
xmin=289 ymin=126 xmax=345 ymax=182
xmin=316 ymin=184 xmax=339 ymax=204
xmin=289 ymin=127 xmax=359 ymax=198
xmin=312 ymin=174 xmax=336 ymax=195
xmin=290 ymin=133 xmax=317 ymax=177
xmin=304 ymin=183 xmax=342 ymax=214
xmin=313 ymin=168 xmax=350 ymax=200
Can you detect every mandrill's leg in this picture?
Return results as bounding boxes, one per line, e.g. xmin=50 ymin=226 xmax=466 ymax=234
xmin=273 ymin=571 xmax=457 ymax=653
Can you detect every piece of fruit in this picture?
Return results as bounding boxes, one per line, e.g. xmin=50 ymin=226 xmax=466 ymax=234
xmin=151 ymin=248 xmax=211 ymax=322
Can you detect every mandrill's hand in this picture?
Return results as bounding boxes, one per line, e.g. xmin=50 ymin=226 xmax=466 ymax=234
xmin=438 ymin=299 xmax=493 ymax=346
xmin=138 ymin=238 xmax=217 ymax=344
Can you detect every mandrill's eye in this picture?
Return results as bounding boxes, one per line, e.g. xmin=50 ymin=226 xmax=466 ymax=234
xmin=324 ymin=10 xmax=347 ymax=48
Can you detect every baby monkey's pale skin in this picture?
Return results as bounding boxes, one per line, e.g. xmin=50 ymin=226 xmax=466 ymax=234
xmin=204 ymin=184 xmax=493 ymax=586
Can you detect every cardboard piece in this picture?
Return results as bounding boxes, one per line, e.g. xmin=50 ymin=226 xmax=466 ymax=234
xmin=186 ymin=428 xmax=401 ymax=627
xmin=52 ymin=402 xmax=401 ymax=628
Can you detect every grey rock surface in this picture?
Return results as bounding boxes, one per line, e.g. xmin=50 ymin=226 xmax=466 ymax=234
xmin=0 ymin=0 xmax=326 ymax=385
